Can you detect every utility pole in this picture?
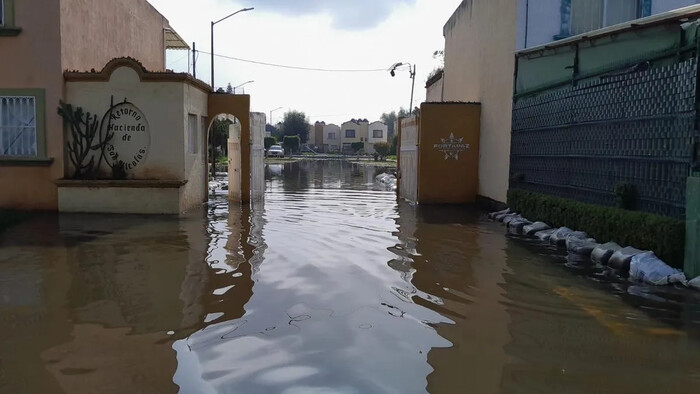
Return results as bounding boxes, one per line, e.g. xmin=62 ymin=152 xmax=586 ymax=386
xmin=409 ymin=64 xmax=416 ymax=115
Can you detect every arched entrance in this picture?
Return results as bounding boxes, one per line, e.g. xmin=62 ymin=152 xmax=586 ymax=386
xmin=207 ymin=94 xmax=258 ymax=203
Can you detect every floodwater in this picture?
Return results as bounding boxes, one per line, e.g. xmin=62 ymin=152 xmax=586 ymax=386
xmin=2 ymin=160 xmax=700 ymax=393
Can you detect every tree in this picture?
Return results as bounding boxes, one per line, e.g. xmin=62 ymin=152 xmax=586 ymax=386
xmin=380 ymin=111 xmax=397 ymax=138
xmin=283 ymin=135 xmax=301 ymax=154
xmin=390 ymin=134 xmax=398 ymax=156
xmin=374 ymin=142 xmax=391 ymax=161
xmin=398 ymin=107 xmax=420 ymax=117
xmin=266 ymin=124 xmax=283 ymax=140
xmin=211 ymin=118 xmax=231 ymax=154
xmin=209 ymin=117 xmax=232 ymax=176
xmin=281 ymin=110 xmax=310 ymax=142
xmin=226 ymin=83 xmax=234 ymax=94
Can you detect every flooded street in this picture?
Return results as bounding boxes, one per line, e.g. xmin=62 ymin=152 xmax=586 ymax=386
xmin=2 ymin=160 xmax=700 ymax=393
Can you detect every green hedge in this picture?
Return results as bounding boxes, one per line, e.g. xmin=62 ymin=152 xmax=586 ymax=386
xmin=264 ymin=136 xmax=277 ymax=150
xmin=507 ymin=189 xmax=686 ymax=267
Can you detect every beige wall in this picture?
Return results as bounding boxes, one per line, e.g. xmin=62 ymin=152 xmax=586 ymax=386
xmin=181 ymin=84 xmax=209 ymax=212
xmin=0 ymin=0 xmax=64 ymax=210
xmin=60 ymin=0 xmax=169 ymax=72
xmin=66 ymin=66 xmax=186 ymax=180
xmin=58 ymin=186 xmax=181 ymax=214
xmin=426 ymin=76 xmax=444 ymax=102
xmin=64 ymin=64 xmax=209 ymax=214
xmin=442 ymin=0 xmax=517 ymax=204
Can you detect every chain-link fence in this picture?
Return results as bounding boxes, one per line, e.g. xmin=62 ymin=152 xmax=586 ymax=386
xmin=511 ymin=57 xmax=698 ymax=219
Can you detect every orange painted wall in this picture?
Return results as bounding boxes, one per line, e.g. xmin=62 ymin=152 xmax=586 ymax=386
xmin=0 ymin=0 xmax=63 ymax=210
xmin=418 ymin=103 xmax=481 ymax=204
xmin=0 ymin=0 xmax=172 ymax=210
xmin=60 ymin=0 xmax=169 ymax=72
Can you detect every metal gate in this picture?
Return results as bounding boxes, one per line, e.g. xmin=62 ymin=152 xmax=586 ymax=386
xmin=250 ymin=112 xmax=266 ymax=201
xmin=399 ymin=116 xmax=419 ymax=202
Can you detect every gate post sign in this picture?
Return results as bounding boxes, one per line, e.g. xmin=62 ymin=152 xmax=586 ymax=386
xmin=418 ymin=102 xmax=481 ymax=204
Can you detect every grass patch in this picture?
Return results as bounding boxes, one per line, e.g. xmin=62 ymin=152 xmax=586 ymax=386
xmin=508 ymin=189 xmax=686 ymax=268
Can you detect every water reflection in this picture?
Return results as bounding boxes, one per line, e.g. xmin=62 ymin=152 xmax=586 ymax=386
xmin=3 ymin=160 xmax=700 ymax=393
xmin=178 ymin=161 xmax=449 ymax=392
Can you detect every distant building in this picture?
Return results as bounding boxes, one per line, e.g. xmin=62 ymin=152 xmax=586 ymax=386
xmin=367 ymin=121 xmax=389 ymax=154
xmin=323 ymin=124 xmax=341 ymax=152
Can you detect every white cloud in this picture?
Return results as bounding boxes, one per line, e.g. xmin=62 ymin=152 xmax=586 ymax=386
xmin=153 ymin=0 xmax=461 ymax=123
xmin=247 ymin=0 xmax=417 ymax=30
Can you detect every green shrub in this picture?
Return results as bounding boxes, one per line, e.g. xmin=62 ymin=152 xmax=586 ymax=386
xmin=373 ymin=142 xmax=392 ymax=160
xmin=507 ymin=189 xmax=686 ymax=267
xmin=264 ymin=136 xmax=277 ymax=150
xmin=351 ymin=142 xmax=364 ymax=154
xmin=283 ymin=135 xmax=301 ymax=154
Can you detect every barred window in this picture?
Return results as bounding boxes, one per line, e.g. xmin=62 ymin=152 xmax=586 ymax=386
xmin=0 ymin=96 xmax=37 ymax=157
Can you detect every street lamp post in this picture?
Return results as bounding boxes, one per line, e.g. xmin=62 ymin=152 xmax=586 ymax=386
xmin=389 ymin=62 xmax=417 ymax=115
xmin=270 ymin=107 xmax=283 ymax=125
xmin=233 ymin=80 xmax=254 ymax=94
xmin=211 ymin=7 xmax=253 ymax=91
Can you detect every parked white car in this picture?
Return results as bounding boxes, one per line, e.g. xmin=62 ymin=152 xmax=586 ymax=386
xmin=267 ymin=145 xmax=284 ymax=158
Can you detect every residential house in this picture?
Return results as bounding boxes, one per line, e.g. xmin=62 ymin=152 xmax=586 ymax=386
xmin=0 ymin=0 xmax=193 ymax=211
xmin=429 ymin=0 xmax=700 ymax=205
xmin=323 ymin=123 xmax=341 ymax=153
xmin=340 ymin=119 xmax=369 ymax=153
xmin=366 ymin=121 xmax=389 ymax=154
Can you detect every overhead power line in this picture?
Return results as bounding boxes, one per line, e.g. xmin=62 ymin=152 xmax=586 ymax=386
xmin=197 ymin=50 xmax=389 ymax=73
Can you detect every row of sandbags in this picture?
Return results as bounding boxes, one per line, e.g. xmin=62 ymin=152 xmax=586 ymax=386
xmin=489 ymin=208 xmax=700 ymax=290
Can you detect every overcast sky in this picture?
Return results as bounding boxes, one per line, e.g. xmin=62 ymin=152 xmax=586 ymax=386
xmin=150 ymin=0 xmax=461 ymax=124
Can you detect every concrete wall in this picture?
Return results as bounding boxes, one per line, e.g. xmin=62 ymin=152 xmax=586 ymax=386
xmin=426 ymin=77 xmax=444 ymax=102
xmin=249 ymin=112 xmax=266 ymax=201
xmin=58 ymin=186 xmax=181 ymax=214
xmin=180 ymin=84 xmax=209 ymax=212
xmin=442 ymin=0 xmax=517 ymax=204
xmin=0 ymin=0 xmax=64 ymax=210
xmin=60 ymin=0 xmax=169 ymax=72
